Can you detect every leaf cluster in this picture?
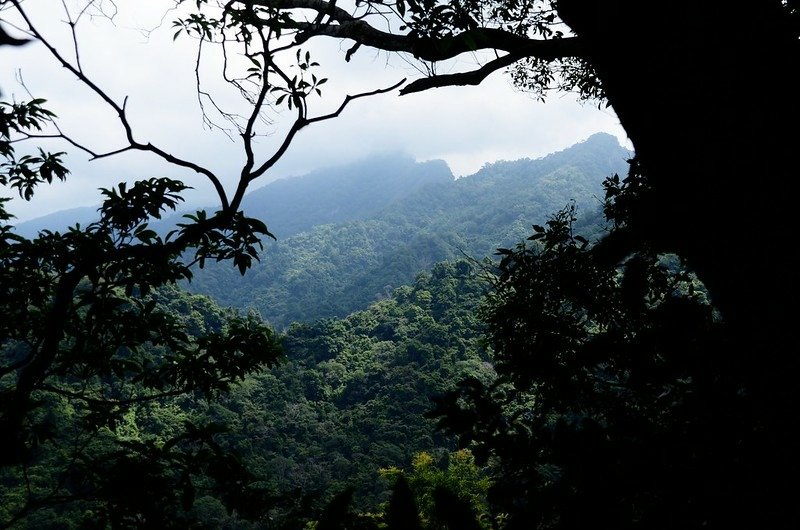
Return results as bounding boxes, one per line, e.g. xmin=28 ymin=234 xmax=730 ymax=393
xmin=0 ymin=99 xmax=68 ymax=200
xmin=394 ymin=0 xmax=559 ymax=39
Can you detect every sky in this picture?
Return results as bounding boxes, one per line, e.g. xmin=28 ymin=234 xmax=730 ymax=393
xmin=0 ymin=0 xmax=629 ymax=222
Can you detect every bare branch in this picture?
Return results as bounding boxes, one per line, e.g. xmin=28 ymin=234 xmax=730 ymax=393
xmin=0 ymin=18 xmax=33 ymax=44
xmin=15 ymin=70 xmax=139 ymax=160
xmin=59 ymin=0 xmax=83 ymax=73
xmin=194 ymin=37 xmax=242 ymax=139
xmin=10 ymin=0 xmax=231 ymax=210
xmin=305 ymin=78 xmax=406 ymax=126
xmin=221 ymin=37 xmax=257 ymax=103
xmin=14 ymin=132 xmax=131 ymax=159
xmin=246 ymin=77 xmax=406 ymax=184
xmin=239 ymin=27 xmax=277 ymax=184
xmin=400 ymin=50 xmax=528 ymax=94
xmin=345 ymin=41 xmax=361 ymax=62
xmin=40 ymin=384 xmax=188 ymax=407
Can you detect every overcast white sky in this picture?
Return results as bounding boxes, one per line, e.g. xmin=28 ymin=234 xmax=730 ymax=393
xmin=1 ymin=0 xmax=629 ymax=222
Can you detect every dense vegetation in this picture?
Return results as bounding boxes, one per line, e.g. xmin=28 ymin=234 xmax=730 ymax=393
xmin=7 ymin=114 xmax=740 ymax=528
xmin=431 ymin=195 xmax=725 ymax=529
xmin=4 ymin=95 xmax=769 ymax=528
xmin=206 ymin=260 xmax=491 ymax=507
xmin=0 ymin=283 xmax=282 ymax=528
xmin=1 ymin=94 xmax=283 ymax=527
xmin=0 ymin=253 xmax=495 ymax=527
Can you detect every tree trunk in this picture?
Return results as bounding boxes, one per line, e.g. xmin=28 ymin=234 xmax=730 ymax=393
xmin=559 ymin=0 xmax=800 ymax=526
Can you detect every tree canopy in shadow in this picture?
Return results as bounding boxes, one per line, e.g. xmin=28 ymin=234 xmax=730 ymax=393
xmin=430 ymin=161 xmax=791 ymax=528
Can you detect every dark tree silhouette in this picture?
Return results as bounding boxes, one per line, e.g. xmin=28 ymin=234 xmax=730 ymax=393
xmin=386 ymin=476 xmax=423 ymax=530
xmin=214 ymin=0 xmax=799 ymax=340
xmin=429 ymin=170 xmax=773 ymax=529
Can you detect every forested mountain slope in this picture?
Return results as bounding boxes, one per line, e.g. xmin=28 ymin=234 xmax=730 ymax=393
xmin=188 ymin=133 xmax=629 ymax=328
xmin=197 ymin=260 xmax=493 ymax=515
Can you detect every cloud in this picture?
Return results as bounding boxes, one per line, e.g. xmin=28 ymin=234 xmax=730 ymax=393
xmin=1 ymin=1 xmax=628 ymax=222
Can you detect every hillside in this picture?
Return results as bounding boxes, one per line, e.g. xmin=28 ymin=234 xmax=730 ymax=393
xmin=187 ymin=133 xmax=630 ymax=328
xmin=205 ymin=260 xmax=493 ymax=511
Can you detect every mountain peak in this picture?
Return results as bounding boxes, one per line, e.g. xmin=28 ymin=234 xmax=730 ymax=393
xmin=241 ymin=154 xmax=453 ymax=238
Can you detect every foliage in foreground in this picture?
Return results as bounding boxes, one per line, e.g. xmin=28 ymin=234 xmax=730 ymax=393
xmin=1 ymin=97 xmax=284 ymax=527
xmin=429 ymin=166 xmax=754 ymax=529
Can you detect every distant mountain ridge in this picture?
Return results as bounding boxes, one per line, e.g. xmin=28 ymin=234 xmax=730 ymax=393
xmin=11 ymin=152 xmax=452 ymax=239
xmin=240 ymin=153 xmax=453 ymax=238
xmin=12 ymin=205 xmax=99 ymax=239
xmin=186 ymin=132 xmax=632 ymax=327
